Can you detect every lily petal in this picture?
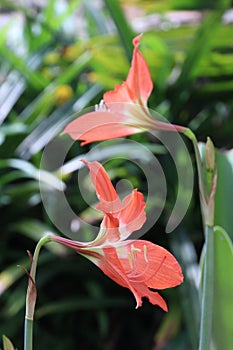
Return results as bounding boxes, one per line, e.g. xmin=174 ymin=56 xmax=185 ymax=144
xmin=117 ymin=240 xmax=184 ymax=289
xmin=50 ymin=161 xmax=183 ymax=311
xmin=63 ymin=34 xmax=186 ymax=146
xmin=63 ymin=110 xmax=140 ymax=145
xmin=119 ymin=189 xmax=146 ymax=239
xmin=104 ymin=34 xmax=153 ymax=106
xmin=99 ymin=244 xmax=169 ymax=310
xmin=51 ymin=231 xmax=183 ymax=310
xmin=131 ymin=282 xmax=168 ymax=310
xmin=82 ymin=160 xmax=121 ymax=214
xmin=98 ymin=214 xmax=120 ymax=243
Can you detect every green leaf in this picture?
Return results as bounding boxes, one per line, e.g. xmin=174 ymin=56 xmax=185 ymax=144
xmin=0 ymin=258 xmax=27 ymax=297
xmin=11 ymin=219 xmax=66 ymax=255
xmin=170 ymin=229 xmax=200 ymax=349
xmin=176 ymin=11 xmax=223 ymax=86
xmin=214 ymin=149 xmax=233 ymax=238
xmin=211 ymin=226 xmax=233 ymax=349
xmin=0 ymin=158 xmax=65 ymax=191
xmin=43 ymin=0 xmax=81 ymax=31
xmin=0 ymin=46 xmax=48 ymax=89
xmin=0 ymin=49 xmax=50 ymax=124
xmin=103 ymin=0 xmax=134 ymax=61
xmin=36 ymin=297 xmax=129 ymax=319
xmin=84 ymin=1 xmax=109 ymax=35
xmin=171 ymin=7 xmax=230 ymax=115
xmin=2 ymin=335 xmax=14 ymax=350
xmin=0 ymin=252 xmax=55 ymax=297
xmin=17 ymin=51 xmax=92 ymax=126
xmin=16 ymin=84 xmax=102 ymax=158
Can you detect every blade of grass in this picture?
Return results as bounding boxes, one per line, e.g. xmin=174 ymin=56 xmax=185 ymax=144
xmin=172 ymin=5 xmax=231 ymax=115
xmin=18 ymin=51 xmax=92 ymax=125
xmin=17 ymin=84 xmax=102 ymax=158
xmin=36 ymin=297 xmax=129 ymax=318
xmin=103 ymin=0 xmax=134 ymax=62
xmin=0 ymin=48 xmax=51 ymax=124
xmin=0 ymin=158 xmax=65 ymax=190
xmin=0 ymin=46 xmax=49 ymax=89
xmin=84 ymin=1 xmax=109 ymax=34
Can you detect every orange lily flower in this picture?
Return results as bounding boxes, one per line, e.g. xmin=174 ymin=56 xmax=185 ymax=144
xmin=51 ymin=160 xmax=183 ymax=309
xmin=63 ymin=34 xmax=186 ymax=145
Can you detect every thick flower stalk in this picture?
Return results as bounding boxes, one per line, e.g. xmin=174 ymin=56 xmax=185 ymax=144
xmin=63 ymin=34 xmax=186 ymax=145
xmin=51 ymin=160 xmax=183 ymax=309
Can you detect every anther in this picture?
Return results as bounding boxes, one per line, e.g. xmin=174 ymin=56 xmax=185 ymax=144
xmin=131 ymin=244 xmax=141 ymax=254
xmin=143 ymin=245 xmax=148 ymax=263
xmin=128 ymin=252 xmax=133 ymax=269
xmin=95 ymin=99 xmax=108 ymax=112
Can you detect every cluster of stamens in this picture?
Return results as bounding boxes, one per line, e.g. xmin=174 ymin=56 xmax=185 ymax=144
xmin=126 ymin=244 xmax=166 ymax=283
xmin=95 ymin=99 xmax=108 ymax=112
xmin=127 ymin=244 xmax=149 ymax=282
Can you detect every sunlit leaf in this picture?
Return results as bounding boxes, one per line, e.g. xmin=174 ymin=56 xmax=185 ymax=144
xmin=213 ymin=149 xmax=233 ymax=238
xmin=0 ymin=258 xmax=28 ymax=296
xmin=0 ymin=158 xmax=65 ymax=191
xmin=2 ymin=335 xmax=14 ymax=350
xmin=36 ymin=297 xmax=129 ymax=319
xmin=211 ymin=226 xmax=233 ymax=349
xmin=16 ymin=84 xmax=102 ymax=158
xmin=11 ymin=219 xmax=66 ymax=255
xmin=103 ymin=0 xmax=134 ymax=61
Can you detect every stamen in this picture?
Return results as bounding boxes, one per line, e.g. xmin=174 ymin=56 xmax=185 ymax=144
xmin=128 ymin=255 xmax=167 ymax=283
xmin=126 ymin=245 xmax=140 ymax=275
xmin=143 ymin=245 xmax=148 ymax=263
xmin=128 ymin=262 xmax=150 ymax=281
xmin=95 ymin=99 xmax=108 ymax=112
xmin=128 ymin=252 xmax=133 ymax=269
xmin=131 ymin=244 xmax=141 ymax=254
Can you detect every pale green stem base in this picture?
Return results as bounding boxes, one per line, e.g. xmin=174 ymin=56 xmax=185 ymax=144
xmin=24 ymin=318 xmax=33 ymax=350
xmin=183 ymin=128 xmax=215 ymax=349
xmin=198 ymin=224 xmax=214 ymax=350
xmin=24 ymin=235 xmax=52 ymax=350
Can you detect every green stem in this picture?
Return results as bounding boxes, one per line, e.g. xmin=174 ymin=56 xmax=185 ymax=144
xmin=199 ymin=224 xmax=214 ymax=350
xmin=24 ymin=235 xmax=52 ymax=350
xmin=183 ymin=128 xmax=207 ymax=213
xmin=24 ymin=318 xmax=33 ymax=350
xmin=183 ymin=128 xmax=215 ymax=349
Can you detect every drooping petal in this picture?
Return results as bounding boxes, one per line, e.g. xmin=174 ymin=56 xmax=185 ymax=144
xmin=96 ymin=246 xmax=146 ymax=308
xmin=119 ymin=189 xmax=146 ymax=239
xmin=104 ymin=34 xmax=153 ymax=106
xmin=146 ymin=246 xmax=184 ymax=289
xmin=63 ymin=110 xmax=140 ymax=145
xmin=82 ymin=160 xmax=121 ymax=214
xmin=100 ymin=245 xmax=168 ymax=310
xmin=51 ymin=235 xmax=182 ymax=310
xmin=117 ymin=240 xmax=183 ymax=290
xmin=52 ymin=235 xmax=167 ymax=310
xmin=131 ymin=282 xmax=168 ymax=310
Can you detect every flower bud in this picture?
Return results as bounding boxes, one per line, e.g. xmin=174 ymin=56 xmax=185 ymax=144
xmin=206 ymin=137 xmax=215 ymax=172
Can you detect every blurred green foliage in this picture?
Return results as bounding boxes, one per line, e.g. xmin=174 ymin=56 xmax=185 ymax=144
xmin=0 ymin=0 xmax=233 ymax=349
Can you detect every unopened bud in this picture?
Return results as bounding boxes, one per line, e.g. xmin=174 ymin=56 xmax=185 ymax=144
xmin=206 ymin=137 xmax=215 ymax=172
